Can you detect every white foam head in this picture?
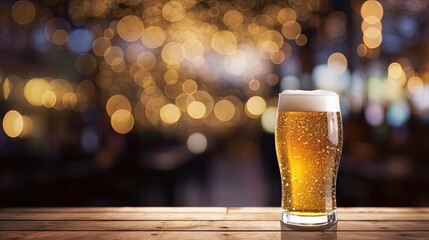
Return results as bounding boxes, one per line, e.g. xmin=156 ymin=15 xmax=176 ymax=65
xmin=278 ymin=90 xmax=340 ymax=112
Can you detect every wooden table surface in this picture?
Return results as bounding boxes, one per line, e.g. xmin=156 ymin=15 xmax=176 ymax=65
xmin=0 ymin=207 xmax=428 ymax=239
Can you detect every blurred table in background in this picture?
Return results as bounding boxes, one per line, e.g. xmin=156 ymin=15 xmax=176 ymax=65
xmin=0 ymin=207 xmax=428 ymax=239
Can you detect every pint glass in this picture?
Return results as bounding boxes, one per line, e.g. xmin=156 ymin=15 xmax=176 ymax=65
xmin=275 ymin=90 xmax=343 ymax=226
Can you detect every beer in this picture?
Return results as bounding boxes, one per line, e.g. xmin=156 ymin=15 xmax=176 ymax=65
xmin=275 ymin=90 xmax=342 ymax=226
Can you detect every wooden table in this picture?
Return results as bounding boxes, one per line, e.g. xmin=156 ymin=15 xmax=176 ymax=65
xmin=0 ymin=207 xmax=428 ymax=239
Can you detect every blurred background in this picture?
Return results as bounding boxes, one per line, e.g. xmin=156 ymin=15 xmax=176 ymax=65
xmin=1 ymin=0 xmax=429 ymax=207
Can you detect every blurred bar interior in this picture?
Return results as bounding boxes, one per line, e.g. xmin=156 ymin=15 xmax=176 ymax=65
xmin=1 ymin=0 xmax=429 ymax=207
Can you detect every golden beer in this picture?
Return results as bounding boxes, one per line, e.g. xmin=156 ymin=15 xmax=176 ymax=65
xmin=275 ymin=90 xmax=342 ymax=226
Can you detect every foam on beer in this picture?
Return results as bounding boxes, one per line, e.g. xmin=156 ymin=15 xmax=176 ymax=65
xmin=278 ymin=90 xmax=340 ymax=112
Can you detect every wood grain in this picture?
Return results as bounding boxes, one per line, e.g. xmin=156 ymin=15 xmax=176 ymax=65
xmin=0 ymin=207 xmax=228 ymax=213
xmin=227 ymin=207 xmax=429 ymax=214
xmin=0 ymin=207 xmax=427 ymax=240
xmin=0 ymin=220 xmax=428 ymax=231
xmin=3 ymin=207 xmax=428 ymax=214
xmin=0 ymin=212 xmax=428 ymax=221
xmin=1 ymin=231 xmax=428 ymax=240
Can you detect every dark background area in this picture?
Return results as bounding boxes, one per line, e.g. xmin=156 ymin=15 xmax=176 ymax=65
xmin=1 ymin=0 xmax=429 ymax=207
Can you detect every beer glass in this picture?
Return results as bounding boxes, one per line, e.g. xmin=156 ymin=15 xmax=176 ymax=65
xmin=275 ymin=90 xmax=343 ymax=226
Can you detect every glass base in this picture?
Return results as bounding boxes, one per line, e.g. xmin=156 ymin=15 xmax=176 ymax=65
xmin=281 ymin=210 xmax=337 ymax=227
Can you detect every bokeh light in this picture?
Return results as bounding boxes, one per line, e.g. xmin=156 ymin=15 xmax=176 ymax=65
xmin=3 ymin=110 xmax=24 ymax=138
xmin=92 ymin=37 xmax=111 ymax=56
xmin=282 ymin=20 xmax=301 ymax=40
xmin=386 ymin=100 xmax=410 ymax=127
xmin=41 ymin=91 xmax=56 ymax=108
xmin=162 ymin=1 xmax=186 ymax=23
xmin=11 ymin=1 xmax=36 ymax=25
xmin=246 ymin=96 xmax=267 ymax=117
xmin=261 ymin=106 xmax=277 ymax=134
xmin=183 ymin=39 xmax=204 ymax=62
xmin=160 ymin=104 xmax=181 ymax=124
xmin=45 ymin=18 xmax=71 ymax=46
xmin=211 ymin=31 xmax=237 ymax=55
xmin=295 ymin=34 xmax=308 ymax=46
xmin=117 ymin=15 xmax=144 ymax=42
xmin=24 ymin=78 xmax=48 ymax=106
xmin=407 ymin=76 xmax=424 ymax=95
xmin=186 ymin=133 xmax=207 ymax=154
xmin=361 ymin=0 xmax=383 ymax=49
xmin=312 ymin=64 xmax=351 ymax=92
xmin=223 ymin=10 xmax=244 ymax=29
xmin=249 ymin=79 xmax=261 ymax=91
xmin=277 ymin=8 xmax=297 ymax=25
xmin=410 ymin=86 xmax=429 ymax=112
xmin=141 ymin=26 xmax=166 ymax=49
xmin=388 ymin=62 xmax=406 ymax=87
xmin=161 ymin=42 xmax=185 ymax=65
xmin=214 ymin=99 xmax=235 ymax=122
xmin=327 ymin=52 xmax=348 ymax=74
xmin=224 ymin=51 xmax=249 ymax=76
xmin=111 ymin=109 xmax=134 ymax=134
xmin=361 ymin=0 xmax=384 ymax=20
xmin=365 ymin=102 xmax=384 ymax=126
xmin=68 ymin=29 xmax=94 ymax=54
xmin=106 ymin=95 xmax=131 ymax=117
xmin=187 ymin=101 xmax=206 ymax=119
